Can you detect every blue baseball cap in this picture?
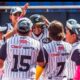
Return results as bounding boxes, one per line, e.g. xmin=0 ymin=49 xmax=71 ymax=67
xmin=17 ymin=17 xmax=33 ymax=33
xmin=29 ymin=14 xmax=44 ymax=24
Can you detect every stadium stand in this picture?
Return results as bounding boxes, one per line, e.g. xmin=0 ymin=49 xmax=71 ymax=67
xmin=1 ymin=2 xmax=78 ymax=13
xmin=0 ymin=2 xmax=80 ymax=26
xmin=5 ymin=2 xmax=80 ymax=6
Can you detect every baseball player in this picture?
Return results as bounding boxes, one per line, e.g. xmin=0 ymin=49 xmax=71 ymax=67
xmin=0 ymin=26 xmax=7 ymax=47
xmin=64 ymin=19 xmax=80 ymax=80
xmin=36 ymin=20 xmax=72 ymax=80
xmin=30 ymin=14 xmax=50 ymax=80
xmin=0 ymin=26 xmax=7 ymax=80
xmin=0 ymin=17 xmax=47 ymax=80
xmin=0 ymin=7 xmax=22 ymax=80
xmin=3 ymin=7 xmax=22 ymax=32
xmin=71 ymin=40 xmax=80 ymax=80
xmin=3 ymin=3 xmax=29 ymax=40
xmin=29 ymin=14 xmax=50 ymax=45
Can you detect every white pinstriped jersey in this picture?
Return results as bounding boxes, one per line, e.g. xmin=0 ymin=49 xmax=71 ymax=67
xmin=32 ymin=28 xmax=49 ymax=45
xmin=41 ymin=40 xmax=72 ymax=80
xmin=2 ymin=34 xmax=41 ymax=80
xmin=64 ymin=42 xmax=79 ymax=79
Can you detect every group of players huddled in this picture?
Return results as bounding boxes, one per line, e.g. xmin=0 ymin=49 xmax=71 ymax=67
xmin=0 ymin=2 xmax=80 ymax=80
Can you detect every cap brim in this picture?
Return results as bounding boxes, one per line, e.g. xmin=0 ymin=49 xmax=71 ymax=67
xmin=72 ymin=24 xmax=80 ymax=35
xmin=0 ymin=26 xmax=7 ymax=32
xmin=12 ymin=10 xmax=22 ymax=14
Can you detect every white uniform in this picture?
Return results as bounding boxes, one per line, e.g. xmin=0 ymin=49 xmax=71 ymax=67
xmin=0 ymin=23 xmax=13 ymax=80
xmin=70 ymin=41 xmax=80 ymax=80
xmin=1 ymin=34 xmax=41 ymax=80
xmin=40 ymin=40 xmax=72 ymax=80
xmin=32 ymin=27 xmax=49 ymax=80
xmin=64 ymin=42 xmax=79 ymax=80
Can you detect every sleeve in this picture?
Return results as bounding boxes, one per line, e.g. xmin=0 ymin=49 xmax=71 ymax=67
xmin=2 ymin=23 xmax=8 ymax=34
xmin=37 ymin=48 xmax=48 ymax=64
xmin=0 ymin=42 xmax=7 ymax=60
xmin=71 ymin=49 xmax=80 ymax=64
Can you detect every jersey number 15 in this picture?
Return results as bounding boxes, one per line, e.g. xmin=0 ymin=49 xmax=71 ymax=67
xmin=11 ymin=55 xmax=31 ymax=72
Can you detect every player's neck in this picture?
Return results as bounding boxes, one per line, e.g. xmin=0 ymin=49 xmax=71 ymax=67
xmin=33 ymin=33 xmax=42 ymax=37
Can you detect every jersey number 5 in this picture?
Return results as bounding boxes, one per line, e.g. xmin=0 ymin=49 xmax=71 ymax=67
xmin=11 ymin=55 xmax=31 ymax=72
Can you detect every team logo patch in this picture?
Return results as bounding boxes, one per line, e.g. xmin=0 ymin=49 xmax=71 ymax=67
xmin=20 ymin=39 xmax=28 ymax=43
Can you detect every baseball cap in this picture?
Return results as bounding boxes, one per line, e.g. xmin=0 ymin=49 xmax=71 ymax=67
xmin=17 ymin=17 xmax=33 ymax=34
xmin=66 ymin=19 xmax=77 ymax=25
xmin=0 ymin=26 xmax=7 ymax=32
xmin=10 ymin=7 xmax=22 ymax=14
xmin=29 ymin=14 xmax=44 ymax=24
xmin=66 ymin=19 xmax=80 ymax=35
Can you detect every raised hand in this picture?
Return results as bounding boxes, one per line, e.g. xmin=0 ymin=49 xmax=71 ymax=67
xmin=20 ymin=3 xmax=29 ymax=17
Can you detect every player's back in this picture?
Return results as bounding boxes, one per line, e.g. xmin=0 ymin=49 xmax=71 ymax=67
xmin=42 ymin=40 xmax=72 ymax=80
xmin=3 ymin=34 xmax=40 ymax=80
